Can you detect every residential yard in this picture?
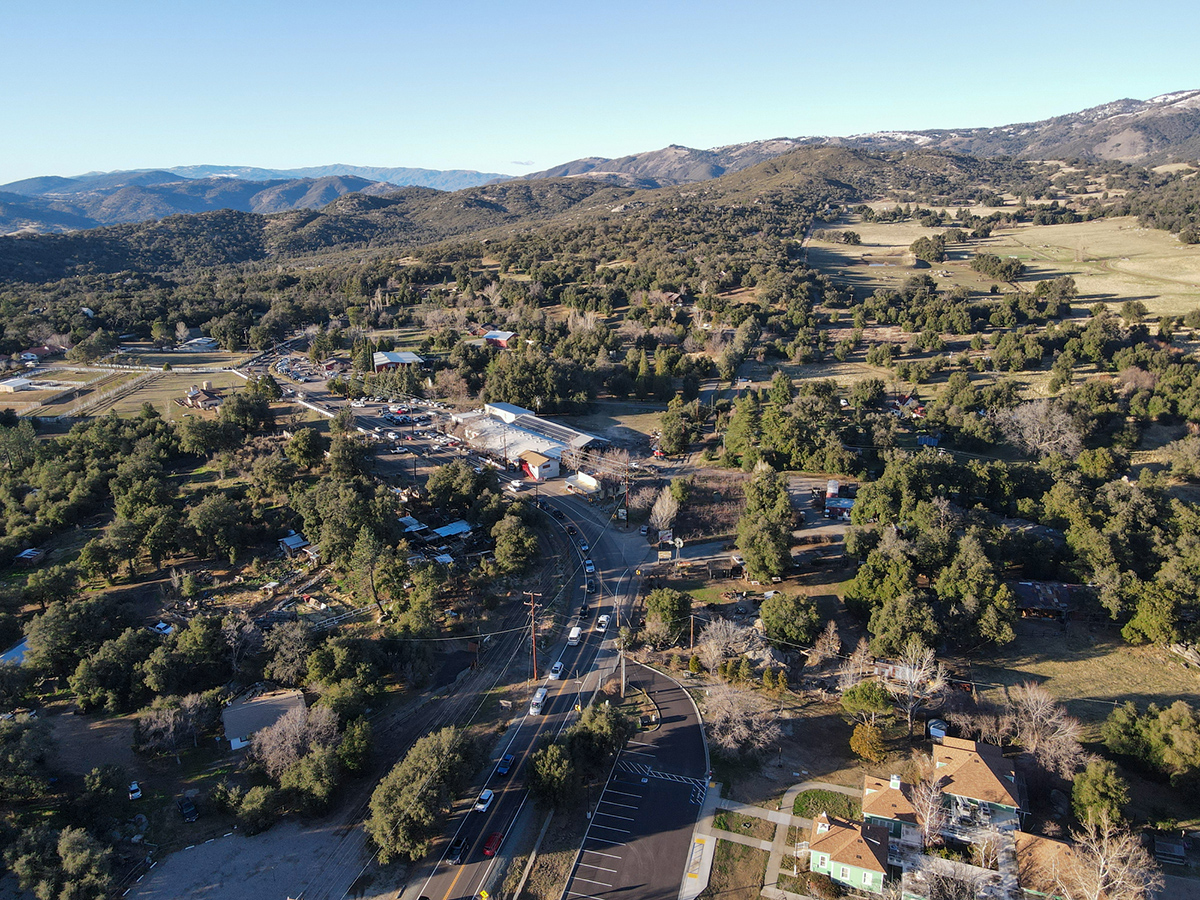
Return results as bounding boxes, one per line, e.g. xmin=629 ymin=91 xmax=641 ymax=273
xmin=791 ymin=790 xmax=861 ymax=821
xmin=697 ymin=840 xmax=769 ymax=900
xmin=89 ymin=371 xmax=246 ymax=417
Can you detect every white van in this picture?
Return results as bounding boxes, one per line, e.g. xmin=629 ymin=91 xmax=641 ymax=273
xmin=568 ymin=626 xmax=582 ymax=646
xmin=530 ymin=687 xmax=547 ymax=715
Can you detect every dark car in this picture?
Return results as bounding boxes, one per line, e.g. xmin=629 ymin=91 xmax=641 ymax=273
xmin=566 ymin=525 xmax=578 ymax=536
xmin=552 ymin=508 xmax=565 ymax=520
xmin=448 ymin=835 xmax=468 ymax=865
xmin=579 ymin=604 xmax=591 ymax=617
xmin=586 ymin=579 xmax=597 ymax=593
xmin=177 ymin=796 xmax=199 ymax=822
xmin=496 ymin=753 xmax=516 ymax=776
xmin=483 ymin=832 xmax=503 ymax=857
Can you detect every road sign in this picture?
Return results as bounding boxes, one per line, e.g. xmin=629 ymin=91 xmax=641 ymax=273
xmin=617 ymin=508 xmax=627 ymax=520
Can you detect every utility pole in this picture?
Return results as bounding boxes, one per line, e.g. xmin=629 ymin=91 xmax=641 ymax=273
xmin=524 ymin=592 xmax=542 ymax=682
xmin=690 ymin=614 xmax=695 ymax=650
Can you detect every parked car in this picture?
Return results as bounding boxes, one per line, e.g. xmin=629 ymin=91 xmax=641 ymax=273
xmin=177 ymin=796 xmax=199 ymax=822
xmin=128 ymin=781 xmax=142 ymax=800
xmin=550 ymin=661 xmax=564 ymax=679
xmin=448 ymin=835 xmax=468 ymax=864
xmin=483 ymin=832 xmax=503 ymax=857
xmin=474 ymin=789 xmax=494 ymax=812
xmin=496 ymin=754 xmax=515 ymax=777
xmin=640 ymin=524 xmax=649 ymax=535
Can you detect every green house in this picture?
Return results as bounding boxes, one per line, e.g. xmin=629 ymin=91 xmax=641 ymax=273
xmin=808 ymin=813 xmax=889 ymax=895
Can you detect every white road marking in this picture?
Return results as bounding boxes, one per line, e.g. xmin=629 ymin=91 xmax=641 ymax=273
xmin=598 ymin=799 xmax=639 ymax=810
xmin=590 ymin=824 xmax=632 ymax=834
xmin=593 ymin=811 xmax=635 ymax=821
xmin=578 ymin=863 xmax=618 ymax=873
xmin=573 ymin=877 xmax=613 ymax=887
xmin=583 ymin=849 xmax=623 ymax=859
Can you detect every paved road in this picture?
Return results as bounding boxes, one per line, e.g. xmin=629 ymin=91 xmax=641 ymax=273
xmin=562 ymin=664 xmax=708 ymax=900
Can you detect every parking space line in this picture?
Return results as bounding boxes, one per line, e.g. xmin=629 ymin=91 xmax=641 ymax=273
xmin=590 ymin=824 xmax=632 ymax=834
xmin=593 ymin=811 xmax=635 ymax=821
xmin=627 ymin=740 xmax=655 ymax=747
xmin=578 ymin=863 xmax=618 ymax=873
xmin=598 ymin=800 xmax=639 ymax=810
xmin=583 ymin=849 xmax=623 ymax=859
xmin=606 ymin=789 xmax=641 ymax=799
xmin=573 ymin=877 xmax=613 ymax=887
xmin=568 ymin=892 xmax=607 ymax=900
xmin=624 ymin=750 xmax=656 ymax=759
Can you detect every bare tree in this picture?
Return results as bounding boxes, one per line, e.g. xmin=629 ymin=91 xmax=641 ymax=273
xmin=911 ymin=770 xmax=947 ymax=849
xmin=702 ymin=683 xmax=782 ymax=757
xmin=264 ymin=620 xmax=313 ymax=686
xmin=138 ymin=705 xmax=184 ymax=762
xmin=809 ymin=619 xmax=841 ymax=667
xmin=1011 ymin=682 xmax=1085 ymax=779
xmin=696 ymin=619 xmax=757 ymax=672
xmin=837 ymin=637 xmax=873 ymax=690
xmin=251 ymin=704 xmax=339 ymax=780
xmin=649 ymin=486 xmax=680 ymax=534
xmin=999 ymin=399 xmax=1083 ymax=459
xmin=629 ymin=486 xmax=658 ymax=513
xmin=1055 ymin=815 xmax=1163 ymax=900
xmin=641 ymin=617 xmax=674 ymax=650
xmin=893 ymin=638 xmax=946 ymax=737
xmin=222 ymin=610 xmax=263 ymax=679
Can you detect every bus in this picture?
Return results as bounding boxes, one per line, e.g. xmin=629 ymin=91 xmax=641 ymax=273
xmin=530 ymin=687 xmax=548 ymax=715
xmin=567 ymin=626 xmax=582 ymax=646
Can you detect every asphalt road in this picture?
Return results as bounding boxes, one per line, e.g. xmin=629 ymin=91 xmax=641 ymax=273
xmin=561 ymin=663 xmax=708 ymax=900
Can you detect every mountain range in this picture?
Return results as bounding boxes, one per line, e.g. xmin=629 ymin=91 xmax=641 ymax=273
xmin=3 ymin=90 xmax=1198 ymax=236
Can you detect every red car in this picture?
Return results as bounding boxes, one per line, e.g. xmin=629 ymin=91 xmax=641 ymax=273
xmin=483 ymin=832 xmax=503 ymax=857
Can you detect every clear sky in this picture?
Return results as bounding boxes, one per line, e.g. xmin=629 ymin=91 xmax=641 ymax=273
xmin=2 ymin=0 xmax=1198 ymax=184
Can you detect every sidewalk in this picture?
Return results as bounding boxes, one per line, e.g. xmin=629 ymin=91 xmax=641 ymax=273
xmin=682 ymin=780 xmax=862 ymax=900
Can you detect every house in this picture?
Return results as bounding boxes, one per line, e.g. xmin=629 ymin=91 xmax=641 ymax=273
xmin=825 ymin=497 xmax=855 ymax=520
xmin=1014 ymin=831 xmax=1074 ymax=899
xmin=221 ymin=689 xmax=306 ymax=750
xmin=429 ymin=520 xmax=472 ymax=540
xmin=13 ymin=548 xmax=46 ymax=568
xmin=183 ymin=383 xmax=223 ymax=409
xmin=933 ymin=737 xmax=1024 ymax=822
xmin=483 ymin=402 xmax=534 ymax=424
xmin=278 ymin=532 xmax=310 ymax=557
xmin=0 ymin=377 xmax=32 ymax=392
xmin=18 ymin=346 xmax=58 ymax=363
xmin=181 ymin=337 xmax=219 ymax=352
xmin=398 ymin=515 xmax=428 ymax=535
xmin=1012 ymin=581 xmax=1080 ymax=621
xmin=519 ymin=450 xmax=559 ymax=481
xmin=483 ymin=330 xmax=516 ymax=349
xmin=862 ymin=775 xmax=920 ymax=845
xmin=372 ymin=350 xmax=424 ymax=372
xmin=808 ymin=813 xmax=888 ymax=895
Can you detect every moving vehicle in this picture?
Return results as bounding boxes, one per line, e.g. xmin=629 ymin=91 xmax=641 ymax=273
xmin=474 ymin=789 xmax=494 ymax=812
xmin=496 ymin=754 xmax=515 ymax=777
xmin=584 ymin=559 xmax=595 ymax=574
xmin=567 ymin=626 xmax=582 ymax=646
xmin=483 ymin=832 xmax=503 ymax=857
xmin=448 ymin=835 xmax=468 ymax=864
xmin=580 ymin=542 xmax=589 ymax=552
xmin=530 ymin=687 xmax=547 ymax=715
xmin=586 ymin=579 xmax=596 ymax=593
xmin=550 ymin=661 xmax=564 ymax=679
xmin=597 ymin=615 xmax=610 ymax=632
xmin=566 ymin=525 xmax=577 ymax=536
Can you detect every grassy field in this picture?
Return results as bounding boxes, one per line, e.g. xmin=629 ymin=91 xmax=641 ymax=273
xmin=713 ymin=810 xmax=777 ymax=842
xmin=965 ymin=620 xmax=1200 ymax=736
xmin=120 ymin=348 xmax=255 ymax=368
xmin=698 ymin=840 xmax=769 ymax=900
xmin=87 ymin=371 xmax=246 ymax=418
xmin=809 ymin=214 xmax=1200 ymax=319
xmin=792 ymin=789 xmax=861 ymax=821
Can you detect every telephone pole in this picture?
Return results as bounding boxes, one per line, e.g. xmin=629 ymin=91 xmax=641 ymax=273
xmin=524 ymin=592 xmax=542 ymax=682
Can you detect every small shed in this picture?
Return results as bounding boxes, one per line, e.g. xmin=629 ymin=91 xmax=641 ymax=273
xmin=483 ymin=330 xmax=516 ymax=349
xmin=221 ymin=689 xmax=306 ymax=750
xmin=0 ymin=377 xmax=32 ymax=392
xmin=14 ymin=548 xmax=46 ymax=568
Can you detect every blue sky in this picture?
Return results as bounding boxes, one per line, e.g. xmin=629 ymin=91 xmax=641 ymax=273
xmin=2 ymin=0 xmax=1198 ymax=184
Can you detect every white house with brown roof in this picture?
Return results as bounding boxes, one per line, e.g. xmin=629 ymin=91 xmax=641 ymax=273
xmin=808 ymin=813 xmax=888 ymax=895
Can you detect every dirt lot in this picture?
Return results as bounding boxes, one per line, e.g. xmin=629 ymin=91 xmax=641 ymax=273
xmin=698 ymin=840 xmax=768 ymax=900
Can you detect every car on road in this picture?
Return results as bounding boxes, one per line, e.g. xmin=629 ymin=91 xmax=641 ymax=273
xmin=586 ymin=579 xmax=597 ymax=593
xmin=566 ymin=524 xmax=577 ymax=536
xmin=474 ymin=789 xmax=494 ymax=812
xmin=448 ymin=835 xmax=468 ymax=864
xmin=597 ymin=614 xmax=610 ymax=632
xmin=584 ymin=559 xmax=595 ymax=574
xmin=579 ymin=604 xmax=590 ymax=618
xmin=386 ymin=432 xmax=398 ymax=440
xmin=552 ymin=508 xmax=565 ymax=520
xmin=128 ymin=781 xmax=142 ymax=800
xmin=579 ymin=542 xmax=589 ymax=552
xmin=496 ymin=754 xmax=515 ymax=776
xmin=640 ymin=524 xmax=649 ymax=535
xmin=177 ymin=796 xmax=199 ymax=822
xmin=483 ymin=832 xmax=503 ymax=857
xmin=550 ymin=661 xmax=564 ymax=679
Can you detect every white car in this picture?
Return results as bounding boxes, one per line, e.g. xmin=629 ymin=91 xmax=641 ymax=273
xmin=579 ymin=542 xmax=589 ymax=553
xmin=550 ymin=661 xmax=564 ymax=679
xmin=584 ymin=559 xmax=595 ymax=574
xmin=474 ymin=789 xmax=494 ymax=812
xmin=597 ymin=615 xmax=610 ymax=632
